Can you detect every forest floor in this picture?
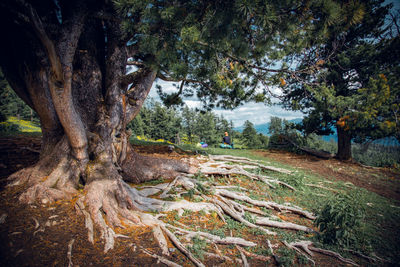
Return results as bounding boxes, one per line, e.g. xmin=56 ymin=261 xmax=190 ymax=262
xmin=0 ymin=136 xmax=399 ymax=266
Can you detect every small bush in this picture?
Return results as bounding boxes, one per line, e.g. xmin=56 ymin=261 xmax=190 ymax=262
xmin=0 ymin=122 xmax=20 ymax=133
xmin=315 ymin=193 xmax=366 ymax=247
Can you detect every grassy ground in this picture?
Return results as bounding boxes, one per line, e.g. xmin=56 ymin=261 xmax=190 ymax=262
xmin=0 ymin=135 xmax=399 ymax=266
xmin=132 ymin=139 xmax=400 ymax=264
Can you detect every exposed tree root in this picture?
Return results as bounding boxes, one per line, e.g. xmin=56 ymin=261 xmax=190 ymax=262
xmin=0 ymin=213 xmax=7 ymax=224
xmin=200 ymin=161 xmax=294 ymax=190
xmin=166 ymin=224 xmax=257 ymax=247
xmin=236 ymin=245 xmax=272 ymax=261
xmin=215 ymin=189 xmax=316 ymax=220
xmin=286 ymin=241 xmax=358 ymax=266
xmin=142 ymin=248 xmax=182 ymax=267
xmin=305 ymin=183 xmax=339 ymax=193
xmin=208 ymin=155 xmax=292 ymax=174
xmin=67 ymin=238 xmax=75 ymax=267
xmin=237 ymin=245 xmax=250 ymax=267
xmin=11 ymin=152 xmax=364 ymax=266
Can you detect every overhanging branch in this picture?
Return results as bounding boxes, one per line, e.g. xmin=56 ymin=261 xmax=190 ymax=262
xmin=27 ymin=3 xmax=63 ymax=82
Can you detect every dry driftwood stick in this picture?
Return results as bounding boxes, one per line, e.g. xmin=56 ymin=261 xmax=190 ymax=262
xmin=309 ymin=246 xmax=358 ymax=266
xmin=203 ymin=252 xmax=233 ymax=262
xmin=153 ymin=225 xmax=169 ymax=256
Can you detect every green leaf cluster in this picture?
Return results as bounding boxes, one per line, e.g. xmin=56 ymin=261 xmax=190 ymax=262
xmin=315 ymin=193 xmax=366 ymax=247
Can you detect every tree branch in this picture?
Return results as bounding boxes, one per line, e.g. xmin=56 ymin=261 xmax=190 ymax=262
xmin=27 ymin=2 xmax=63 ymax=82
xmin=125 ymin=69 xmax=157 ymax=122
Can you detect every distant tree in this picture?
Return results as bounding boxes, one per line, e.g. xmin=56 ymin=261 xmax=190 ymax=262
xmin=181 ymin=106 xmax=197 ymax=143
xmin=195 ymin=111 xmax=218 ymax=145
xmin=269 ymin=117 xmax=284 ymax=136
xmin=127 ymin=114 xmax=144 ymax=137
xmin=242 ymin=120 xmax=261 ymax=148
xmin=258 ymin=133 xmax=269 ymax=148
xmin=0 ymin=68 xmax=38 ymax=123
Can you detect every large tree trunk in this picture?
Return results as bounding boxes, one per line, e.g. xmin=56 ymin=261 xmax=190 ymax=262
xmin=0 ymin=0 xmax=196 ymax=251
xmin=336 ymin=125 xmax=352 ymax=161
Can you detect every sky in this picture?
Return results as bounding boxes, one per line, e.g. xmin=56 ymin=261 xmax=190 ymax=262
xmin=148 ymin=80 xmax=304 ymax=127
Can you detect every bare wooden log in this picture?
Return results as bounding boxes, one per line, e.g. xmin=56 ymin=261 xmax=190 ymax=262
xmin=75 ymin=198 xmax=94 ymax=244
xmin=343 ymin=249 xmax=387 ymax=263
xmin=228 ymin=199 xmax=266 ymax=216
xmin=309 ymin=246 xmax=358 ymax=266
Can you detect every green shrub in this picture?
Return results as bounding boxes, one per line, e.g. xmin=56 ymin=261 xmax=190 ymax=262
xmin=0 ymin=122 xmax=20 ymax=133
xmin=315 ymin=193 xmax=366 ymax=247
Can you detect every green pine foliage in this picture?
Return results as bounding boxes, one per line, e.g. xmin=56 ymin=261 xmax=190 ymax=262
xmin=127 ymin=100 xmax=235 ymax=146
xmin=281 ymin=0 xmax=399 ymax=158
xmin=242 ymin=120 xmax=263 ymax=148
xmin=0 ymin=68 xmax=39 ymax=124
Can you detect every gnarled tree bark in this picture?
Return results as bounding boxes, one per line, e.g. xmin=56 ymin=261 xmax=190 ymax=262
xmin=0 ymin=0 xmax=196 ymax=247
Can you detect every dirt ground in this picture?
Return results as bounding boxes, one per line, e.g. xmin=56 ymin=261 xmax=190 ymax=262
xmin=1 ymin=137 xmax=399 ymax=266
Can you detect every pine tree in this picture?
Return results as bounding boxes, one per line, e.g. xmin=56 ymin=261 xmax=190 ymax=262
xmin=281 ymin=0 xmax=398 ymax=160
xmin=242 ymin=120 xmax=261 ymax=148
xmin=0 ymin=0 xmax=362 ymax=251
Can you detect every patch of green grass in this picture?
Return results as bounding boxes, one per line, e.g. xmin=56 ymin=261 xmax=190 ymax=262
xmin=276 ymin=246 xmax=296 ymax=266
xmin=0 ymin=116 xmax=41 ymax=136
xmin=187 ymin=235 xmax=207 ymax=260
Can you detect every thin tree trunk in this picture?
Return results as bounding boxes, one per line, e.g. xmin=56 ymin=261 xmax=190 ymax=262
xmin=336 ymin=125 xmax=352 ymax=160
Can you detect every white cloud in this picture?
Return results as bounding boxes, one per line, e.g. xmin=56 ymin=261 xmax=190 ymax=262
xmin=214 ymin=103 xmax=303 ymax=127
xmin=149 ymin=81 xmax=303 ymax=127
